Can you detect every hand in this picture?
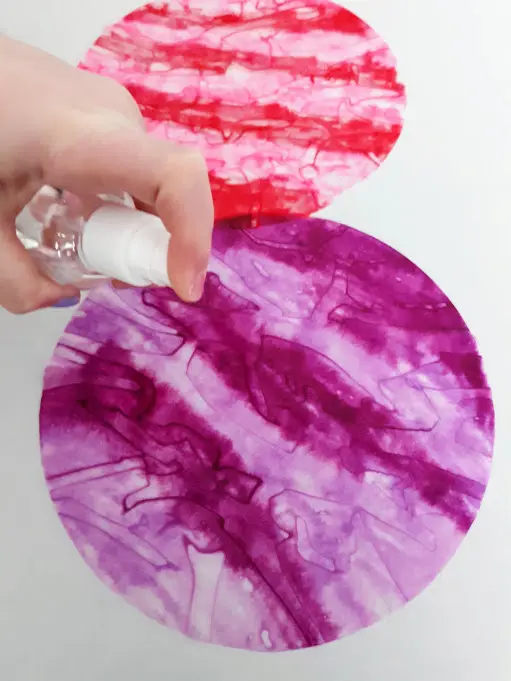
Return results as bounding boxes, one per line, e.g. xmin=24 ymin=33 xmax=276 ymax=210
xmin=0 ymin=36 xmax=213 ymax=313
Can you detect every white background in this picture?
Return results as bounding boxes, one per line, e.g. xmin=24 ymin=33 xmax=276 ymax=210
xmin=1 ymin=1 xmax=510 ymax=679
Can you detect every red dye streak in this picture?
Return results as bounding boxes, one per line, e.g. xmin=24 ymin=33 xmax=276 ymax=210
xmin=96 ymin=33 xmax=404 ymax=95
xmin=125 ymin=4 xmax=369 ymax=36
xmin=209 ymin=177 xmax=319 ymax=220
xmin=127 ymin=83 xmax=401 ymax=156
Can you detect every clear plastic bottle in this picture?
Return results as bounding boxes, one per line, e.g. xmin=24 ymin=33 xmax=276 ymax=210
xmin=15 ymin=186 xmax=171 ymax=289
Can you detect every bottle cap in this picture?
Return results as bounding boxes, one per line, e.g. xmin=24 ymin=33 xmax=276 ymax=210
xmin=80 ymin=205 xmax=171 ymax=287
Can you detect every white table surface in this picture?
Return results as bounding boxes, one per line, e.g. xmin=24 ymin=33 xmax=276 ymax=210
xmin=1 ymin=1 xmax=510 ymax=679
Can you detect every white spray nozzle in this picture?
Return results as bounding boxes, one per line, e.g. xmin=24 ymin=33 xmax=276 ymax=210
xmin=80 ymin=205 xmax=171 ymax=288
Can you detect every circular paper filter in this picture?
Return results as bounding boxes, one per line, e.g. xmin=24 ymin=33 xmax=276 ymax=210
xmin=40 ymin=217 xmax=494 ymax=651
xmin=80 ymin=0 xmax=406 ymax=222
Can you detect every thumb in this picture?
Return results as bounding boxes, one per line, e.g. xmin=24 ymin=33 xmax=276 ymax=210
xmin=0 ymin=220 xmax=79 ymax=314
xmin=44 ymin=122 xmax=213 ymax=302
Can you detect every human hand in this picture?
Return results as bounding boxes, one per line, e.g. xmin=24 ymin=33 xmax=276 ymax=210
xmin=0 ymin=35 xmax=213 ymax=313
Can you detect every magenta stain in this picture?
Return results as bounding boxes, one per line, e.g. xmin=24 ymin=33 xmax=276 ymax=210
xmin=40 ymin=217 xmax=494 ymax=651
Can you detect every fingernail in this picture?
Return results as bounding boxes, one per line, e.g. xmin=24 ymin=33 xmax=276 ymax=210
xmin=52 ymin=296 xmax=80 ymax=308
xmin=188 ymin=271 xmax=206 ymax=302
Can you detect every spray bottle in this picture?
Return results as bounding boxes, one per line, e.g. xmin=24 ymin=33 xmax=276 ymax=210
xmin=15 ymin=186 xmax=171 ymax=290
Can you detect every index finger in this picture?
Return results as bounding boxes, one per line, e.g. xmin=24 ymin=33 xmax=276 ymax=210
xmin=44 ymin=115 xmax=214 ymax=301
